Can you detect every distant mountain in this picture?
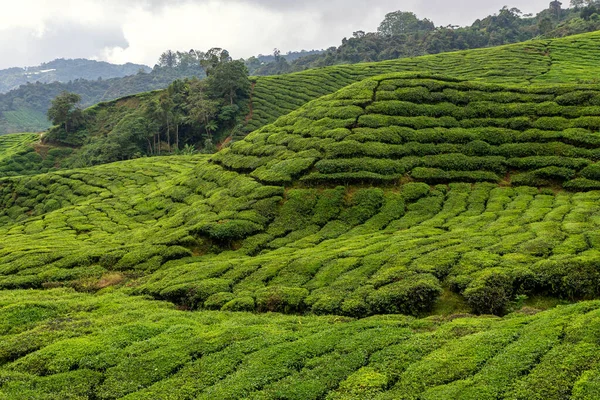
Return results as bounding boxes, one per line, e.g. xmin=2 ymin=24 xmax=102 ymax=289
xmin=0 ymin=58 xmax=152 ymax=94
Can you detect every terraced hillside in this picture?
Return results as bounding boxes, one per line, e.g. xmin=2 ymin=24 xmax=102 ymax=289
xmin=2 ymin=33 xmax=600 ymax=399
xmin=226 ymin=74 xmax=600 ymax=190
xmin=244 ymin=31 xmax=600 ymax=135
xmin=3 ymin=32 xmax=597 ymax=178
xmin=1 ymin=75 xmax=600 ymax=318
xmin=0 ymin=133 xmax=72 ymax=178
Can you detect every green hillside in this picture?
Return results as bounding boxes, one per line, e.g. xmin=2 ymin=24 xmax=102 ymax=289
xmin=2 ymin=31 xmax=600 ymax=398
xmin=0 ymin=132 xmax=73 ymax=177
xmin=35 ymin=31 xmax=600 ymax=165
xmin=244 ymin=32 xmax=600 ymax=135
xmin=3 ymin=75 xmax=600 ymax=317
xmin=226 ymin=74 xmax=600 ymax=190
xmin=0 ymin=289 xmax=599 ymax=400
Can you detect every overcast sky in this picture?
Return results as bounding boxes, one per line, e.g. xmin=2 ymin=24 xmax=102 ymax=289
xmin=0 ymin=0 xmax=554 ymax=69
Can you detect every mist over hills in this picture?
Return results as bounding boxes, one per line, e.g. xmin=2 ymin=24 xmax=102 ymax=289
xmin=0 ymin=58 xmax=151 ymax=94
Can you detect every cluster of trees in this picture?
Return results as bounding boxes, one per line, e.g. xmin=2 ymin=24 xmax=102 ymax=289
xmin=44 ymin=52 xmax=251 ymax=166
xmin=0 ymin=53 xmax=206 ymax=134
xmin=244 ymin=49 xmax=324 ymax=76
xmin=144 ymin=55 xmax=251 ymax=155
xmin=251 ymin=2 xmax=599 ymax=75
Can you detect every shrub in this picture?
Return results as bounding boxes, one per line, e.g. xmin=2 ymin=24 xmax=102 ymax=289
xmin=463 ymin=269 xmax=514 ymax=315
xmin=366 ymin=273 xmax=442 ymax=315
xmin=580 ymin=164 xmax=600 ymax=180
xmin=221 ymin=296 xmax=255 ymax=312
xmin=255 ymin=286 xmax=309 ymax=313
xmin=533 ymin=258 xmax=600 ymax=299
xmin=196 ymin=219 xmax=264 ymax=241
xmin=204 ymin=292 xmax=235 ymax=310
xmin=340 ymin=188 xmax=385 ymax=226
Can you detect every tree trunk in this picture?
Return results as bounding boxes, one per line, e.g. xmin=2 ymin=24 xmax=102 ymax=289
xmin=176 ymin=124 xmax=179 ymax=151
xmin=166 ymin=115 xmax=171 ymax=153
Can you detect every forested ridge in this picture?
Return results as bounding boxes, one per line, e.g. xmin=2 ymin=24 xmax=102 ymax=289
xmin=249 ymin=0 xmax=600 ymax=75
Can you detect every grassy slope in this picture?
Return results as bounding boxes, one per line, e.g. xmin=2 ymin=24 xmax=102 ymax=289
xmin=2 ymin=32 xmax=600 ymax=398
xmin=0 ymin=133 xmax=78 ymax=179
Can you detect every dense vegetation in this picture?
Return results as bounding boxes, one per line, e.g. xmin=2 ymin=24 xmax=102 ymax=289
xmin=0 ymin=62 xmax=205 ymax=134
xmin=253 ymin=2 xmax=600 ymax=75
xmin=234 ymin=74 xmax=600 ymax=190
xmin=245 ymin=30 xmax=600 ymax=135
xmin=2 ymin=26 xmax=600 ymax=399
xmin=22 ymin=30 xmax=599 ymax=172
xmin=0 ymin=58 xmax=150 ymax=94
xmin=2 ymin=75 xmax=600 ymax=318
xmin=39 ymin=58 xmax=251 ymax=167
xmin=1 ymin=289 xmax=599 ymax=399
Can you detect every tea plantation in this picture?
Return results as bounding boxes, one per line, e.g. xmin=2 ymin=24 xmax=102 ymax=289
xmin=0 ymin=289 xmax=599 ymax=399
xmin=243 ymin=31 xmax=600 ymax=135
xmin=2 ymin=32 xmax=600 ymax=398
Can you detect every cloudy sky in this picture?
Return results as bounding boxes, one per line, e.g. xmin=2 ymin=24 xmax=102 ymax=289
xmin=0 ymin=0 xmax=553 ymax=69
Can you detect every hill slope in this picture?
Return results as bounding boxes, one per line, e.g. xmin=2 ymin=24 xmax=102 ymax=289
xmin=2 ymin=75 xmax=600 ymax=318
xmin=23 ymin=31 xmax=600 ymax=173
xmin=245 ymin=31 xmax=600 ymax=135
xmin=0 ymin=289 xmax=599 ymax=399
xmin=2 ymin=32 xmax=600 ymax=399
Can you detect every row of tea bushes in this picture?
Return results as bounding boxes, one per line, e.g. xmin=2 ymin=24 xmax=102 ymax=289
xmin=219 ymin=74 xmax=600 ymax=189
xmin=0 ymin=289 xmax=599 ymax=399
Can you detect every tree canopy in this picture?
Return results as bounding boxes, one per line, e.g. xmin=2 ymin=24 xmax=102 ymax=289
xmin=46 ymin=91 xmax=83 ymax=142
xmin=377 ymin=11 xmax=435 ymax=36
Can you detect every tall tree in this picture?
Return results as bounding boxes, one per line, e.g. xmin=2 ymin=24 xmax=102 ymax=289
xmin=186 ymin=80 xmax=219 ymax=139
xmin=377 ymin=11 xmax=435 ymax=36
xmin=159 ymin=93 xmax=175 ymax=152
xmin=46 ymin=91 xmax=83 ymax=136
xmin=549 ymin=1 xmax=563 ymax=18
xmin=200 ymin=48 xmax=232 ymax=76
xmin=206 ymin=60 xmax=251 ymax=106
xmin=571 ymin=0 xmax=585 ymax=8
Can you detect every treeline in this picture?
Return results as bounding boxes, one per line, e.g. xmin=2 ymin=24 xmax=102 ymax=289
xmin=43 ymin=50 xmax=251 ymax=167
xmin=251 ymin=1 xmax=600 ymax=75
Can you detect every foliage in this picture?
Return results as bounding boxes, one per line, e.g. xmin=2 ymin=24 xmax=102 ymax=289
xmin=0 ymin=290 xmax=597 ymax=399
xmin=251 ymin=4 xmax=595 ymax=76
xmin=1 ymin=27 xmax=600 ymax=400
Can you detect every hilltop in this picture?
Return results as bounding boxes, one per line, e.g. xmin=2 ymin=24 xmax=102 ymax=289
xmin=1 ymin=30 xmax=600 ymax=398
